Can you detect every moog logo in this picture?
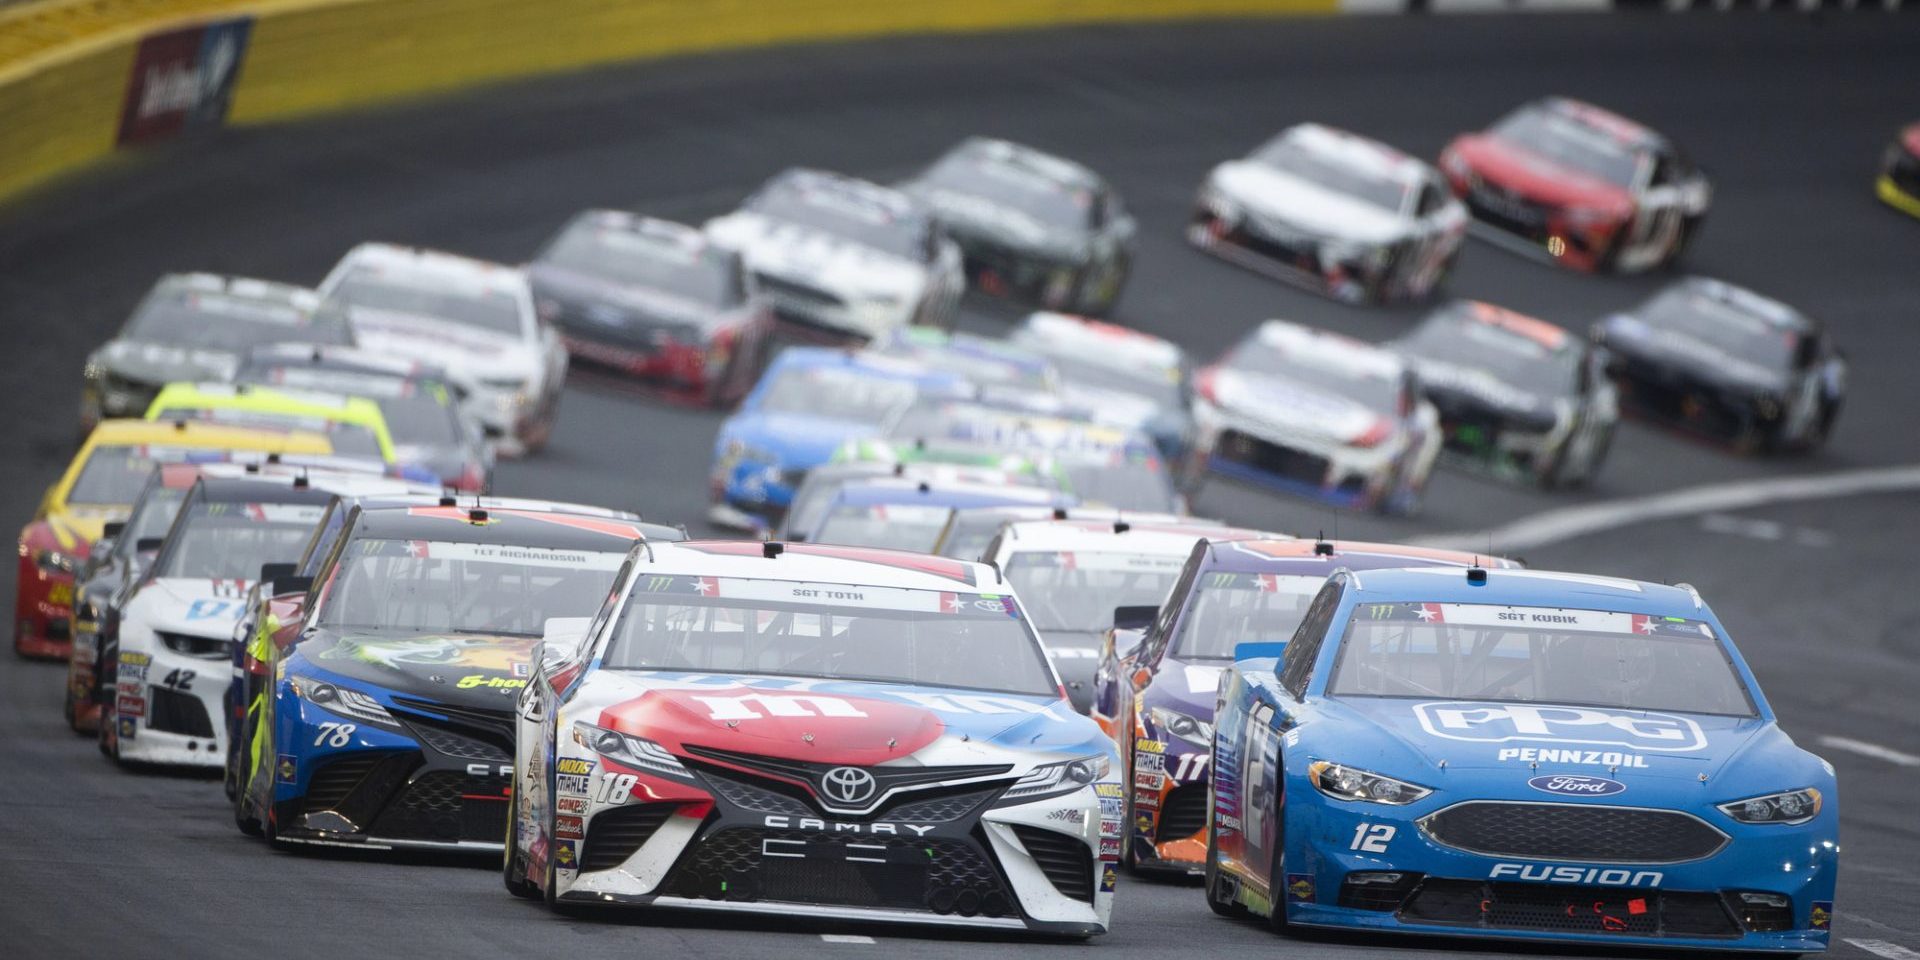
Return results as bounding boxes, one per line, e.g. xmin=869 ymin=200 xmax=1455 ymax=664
xmin=1527 ymin=774 xmax=1627 ymax=798
xmin=1415 ymin=702 xmax=1706 ymax=752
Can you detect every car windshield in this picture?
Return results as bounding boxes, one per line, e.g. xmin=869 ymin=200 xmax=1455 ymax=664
xmin=242 ymin=368 xmax=465 ymax=445
xmin=600 ymin=577 xmax=1056 ymax=696
xmin=936 ymin=511 xmax=1034 ymax=561
xmin=124 ymin=487 xmax=189 ymax=547
xmin=1640 ymin=289 xmax=1797 ymax=371
xmin=68 ymin=445 xmax=210 ymax=506
xmin=1252 ymin=136 xmax=1411 ymax=212
xmin=1225 ymin=338 xmax=1403 ymax=415
xmin=156 ymin=408 xmax=384 ymax=460
xmin=758 ymin=367 xmax=918 ymax=423
xmin=1327 ymin=601 xmax=1756 ymax=716
xmin=748 ymin=183 xmax=930 ymax=261
xmin=1004 ymin=551 xmax=1186 ymax=633
xmin=812 ymin=504 xmax=953 ymax=551
xmin=918 ymin=153 xmax=1095 ymax=230
xmin=1061 ymin=458 xmax=1177 ymax=513
xmin=315 ymin=538 xmax=627 ymax=636
xmin=885 ymin=336 xmax=1054 ymax=393
xmin=1398 ymin=306 xmax=1581 ymax=397
xmin=329 ymin=267 xmax=525 ymax=337
xmin=155 ymin=502 xmax=327 ymax=579
xmin=123 ymin=290 xmax=348 ymax=349
xmin=540 ymin=223 xmax=744 ymax=307
xmin=1042 ymin=352 xmax=1183 ymax=408
xmin=1492 ymin=107 xmax=1644 ymax=187
xmin=1173 ymin=572 xmax=1325 ymax=660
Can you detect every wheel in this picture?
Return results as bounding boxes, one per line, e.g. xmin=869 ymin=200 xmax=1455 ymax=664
xmin=502 ymin=787 xmax=539 ymax=899
xmin=97 ymin=690 xmax=121 ymax=762
xmin=1265 ymin=804 xmax=1291 ymax=933
xmin=1075 ymin=252 xmax=1130 ymax=317
xmin=232 ymin=711 xmax=264 ymax=837
xmin=234 ymin=789 xmax=264 ymax=838
xmin=1204 ymin=786 xmax=1248 ymax=919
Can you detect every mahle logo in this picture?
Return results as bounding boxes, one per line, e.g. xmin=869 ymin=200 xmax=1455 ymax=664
xmin=1414 ymin=701 xmax=1707 ymax=752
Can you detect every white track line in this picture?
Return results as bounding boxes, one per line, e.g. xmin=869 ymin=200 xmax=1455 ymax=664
xmin=1416 ymin=464 xmax=1920 ymax=553
xmin=1819 ymin=736 xmax=1920 ymax=768
xmin=1848 ymin=940 xmax=1920 ymax=960
xmin=820 ymin=934 xmax=875 ymax=944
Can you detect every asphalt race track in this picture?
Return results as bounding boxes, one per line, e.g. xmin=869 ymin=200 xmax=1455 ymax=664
xmin=3 ymin=14 xmax=1919 ymax=959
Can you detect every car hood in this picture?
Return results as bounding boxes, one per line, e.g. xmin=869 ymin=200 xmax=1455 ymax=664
xmin=723 ymin=410 xmax=884 ymax=467
xmin=1211 ymin=367 xmax=1384 ymax=445
xmin=1211 ymin=160 xmax=1409 ymax=245
xmin=1144 ymin=656 xmax=1228 ymax=722
xmin=528 ymin=264 xmax=718 ymax=336
xmin=93 ymin=338 xmax=241 ymax=385
xmin=347 ymin=306 xmax=531 ymax=375
xmin=913 ymin=186 xmax=1085 ymax=258
xmin=1451 ymin=133 xmax=1633 ymax=211
xmin=1597 ymin=314 xmax=1787 ymax=391
xmin=572 ymin=672 xmax=1107 ymax=767
xmin=707 ymin=212 xmax=928 ymax=299
xmin=1407 ymin=358 xmax=1562 ymax=430
xmin=127 ymin=577 xmax=255 ymax=634
xmin=295 ymin=629 xmax=536 ymax=710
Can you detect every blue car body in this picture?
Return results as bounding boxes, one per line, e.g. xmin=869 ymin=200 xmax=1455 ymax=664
xmin=1207 ymin=566 xmax=1838 ymax=953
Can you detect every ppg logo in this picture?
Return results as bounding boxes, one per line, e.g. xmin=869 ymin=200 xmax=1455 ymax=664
xmin=1414 ymin=701 xmax=1707 ymax=752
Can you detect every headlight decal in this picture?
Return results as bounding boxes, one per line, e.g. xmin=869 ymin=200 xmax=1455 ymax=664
xmin=1003 ymin=754 xmax=1111 ymax=802
xmin=1719 ymin=787 xmax=1821 ymax=825
xmin=1308 ymin=760 xmax=1432 ymax=805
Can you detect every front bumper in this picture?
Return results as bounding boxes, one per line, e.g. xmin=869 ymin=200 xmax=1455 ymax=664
xmin=1187 ymin=208 xmax=1391 ymax=305
xmin=114 ymin=635 xmax=228 ymax=767
xmin=1455 ymin=177 xmax=1622 ymax=273
xmin=1191 ymin=408 xmax=1394 ymax=509
xmin=15 ymin=553 xmax=75 ymax=659
xmin=1128 ymin=736 xmax=1211 ymax=874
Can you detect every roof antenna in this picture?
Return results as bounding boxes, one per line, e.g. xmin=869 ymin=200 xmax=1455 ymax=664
xmin=917 ymin=481 xmax=930 ymax=493
xmin=1314 ymin=530 xmax=1333 ymax=556
xmin=1052 ymin=506 xmax=1068 ymax=520
xmin=1467 ymin=558 xmax=1487 ymax=585
xmin=763 ymin=541 xmax=784 ymax=559
xmin=293 ymin=468 xmax=310 ymax=489
xmin=439 ymin=486 xmax=457 ymax=508
xmin=892 ymin=462 xmax=906 ymax=477
xmin=1113 ymin=519 xmax=1130 ymax=535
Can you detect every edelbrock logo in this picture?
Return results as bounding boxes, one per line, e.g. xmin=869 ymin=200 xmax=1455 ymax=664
xmin=1414 ymin=701 xmax=1707 ymax=753
xmin=1527 ymin=774 xmax=1627 ymax=798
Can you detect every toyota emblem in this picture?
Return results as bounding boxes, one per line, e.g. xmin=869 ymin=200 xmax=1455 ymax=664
xmin=820 ymin=766 xmax=877 ymax=806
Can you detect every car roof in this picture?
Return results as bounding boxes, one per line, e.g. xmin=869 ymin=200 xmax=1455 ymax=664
xmin=1346 ymin=566 xmax=1706 ymax=619
xmin=953 ymin=137 xmax=1105 ymax=191
xmin=156 ymin=272 xmax=319 ymax=311
xmin=1281 ymin=123 xmax=1432 ymax=185
xmin=769 ymin=346 xmax=967 ymax=387
xmin=1251 ymin=320 xmax=1406 ymax=381
xmin=195 ymin=462 xmax=440 ymax=496
xmin=1201 ymin=537 xmax=1520 ymax=576
xmin=830 ymin=477 xmax=1065 ymax=510
xmin=1015 ymin=312 xmax=1185 ymax=371
xmin=1651 ymin=277 xmax=1815 ymax=334
xmin=84 ymin=418 xmax=336 ymax=453
xmin=642 ymin=539 xmax=1000 ymax=591
xmin=1430 ymin=300 xmax=1574 ymax=352
xmin=334 ymin=242 xmax=528 ymax=296
xmin=763 ymin=168 xmax=923 ymax=219
xmin=190 ymin=475 xmax=348 ymax=507
xmin=995 ymin=518 xmax=1270 ymax=556
xmin=1536 ymin=97 xmax=1667 ymax=151
xmin=242 ymin=344 xmax=459 ymax=384
xmin=347 ymin=503 xmax=656 ymax=550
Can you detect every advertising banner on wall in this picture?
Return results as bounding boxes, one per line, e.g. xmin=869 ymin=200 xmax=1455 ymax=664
xmin=117 ymin=18 xmax=253 ymax=147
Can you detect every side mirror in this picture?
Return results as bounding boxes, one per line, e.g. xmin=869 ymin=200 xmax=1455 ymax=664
xmin=1112 ymin=605 xmax=1157 ymax=633
xmin=103 ymin=521 xmax=126 ymax=540
xmin=135 ymin=537 xmax=164 ymax=554
xmin=275 ymin=576 xmax=314 ymax=597
xmin=1234 ymin=641 xmax=1288 ymax=662
xmin=1130 ymin=666 xmax=1153 ymax=691
xmin=259 ymin=562 xmax=296 ymax=587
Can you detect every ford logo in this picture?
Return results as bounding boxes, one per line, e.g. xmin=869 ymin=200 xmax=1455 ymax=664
xmin=1528 ymin=774 xmax=1627 ymax=798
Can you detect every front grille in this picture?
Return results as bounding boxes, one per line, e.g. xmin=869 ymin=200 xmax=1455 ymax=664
xmin=1155 ymin=784 xmax=1208 ymax=843
xmin=1422 ymin=802 xmax=1728 ymax=864
xmin=1468 ymin=182 xmax=1556 ymax=242
xmin=885 ymin=789 xmax=996 ymax=824
xmin=1214 ymin=430 xmax=1329 ymax=485
xmin=703 ymin=772 xmax=813 ymax=816
xmin=305 ymin=754 xmax=385 ymax=811
xmin=1010 ymin=825 xmax=1094 ymax=904
xmin=157 ymin=631 xmax=226 ymax=659
xmin=1399 ymin=879 xmax=1741 ymax=938
xmin=1232 ymin=216 xmax=1322 ymax=269
xmin=580 ymin=802 xmax=678 ymax=872
xmin=403 ymin=718 xmax=510 ymax=764
xmin=368 ymin=770 xmax=510 ymax=843
xmin=1339 ymin=872 xmax=1424 ymax=911
xmin=684 ymin=745 xmax=1010 ymax=816
xmin=146 ymin=686 xmax=214 ymax=737
xmin=47 ymin=618 xmax=71 ymax=642
xmin=664 ymin=827 xmax=1013 ymax=917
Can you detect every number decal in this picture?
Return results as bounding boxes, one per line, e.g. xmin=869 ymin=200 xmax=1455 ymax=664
xmin=1173 ymin=752 xmax=1212 ymax=782
xmin=314 ymin=722 xmax=356 ymax=748
xmin=161 ymin=668 xmax=195 ymax=692
xmin=1349 ymin=823 xmax=1396 ymax=854
xmin=595 ymin=773 xmax=639 ymax=804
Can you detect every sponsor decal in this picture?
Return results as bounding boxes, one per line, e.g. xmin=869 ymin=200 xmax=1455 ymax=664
xmin=1093 ymin=783 xmax=1124 ymax=799
xmin=1098 ymin=797 xmax=1123 ymax=818
xmin=1099 ymin=837 xmax=1122 ymax=858
xmin=1286 ymin=874 xmax=1315 ymax=903
xmin=117 ymin=717 xmax=137 ymax=741
xmin=116 ymin=694 xmax=146 ymax=719
xmin=555 ymin=757 xmax=594 ymax=776
xmin=456 ymin=674 xmax=526 ymax=690
xmin=119 ymin=652 xmax=151 ymax=666
xmin=1414 ymin=701 xmax=1708 ymax=752
xmin=1134 ymin=770 xmax=1164 ymax=790
xmin=1810 ymin=901 xmax=1832 ymax=930
xmin=1134 ymin=750 xmax=1165 ymax=775
xmin=184 ymin=598 xmax=240 ymax=621
xmin=1215 ymin=812 xmax=1243 ymax=832
xmin=556 ymin=774 xmax=594 ymax=797
xmin=555 ymin=815 xmax=584 ymax=840
xmin=1045 ymin=808 xmax=1086 ymax=825
xmin=117 ymin=18 xmax=252 ymax=147
xmin=1497 ymin=747 xmax=1649 ymax=769
xmin=1527 ymin=774 xmax=1627 ymax=798
xmin=762 ymin=815 xmax=933 ymax=837
xmin=556 ymin=796 xmax=588 ymax=816
xmin=1133 ymin=814 xmax=1155 ymax=836
xmin=1134 ymin=738 xmax=1165 ymax=755
xmin=1133 ymin=790 xmax=1161 ymax=810
xmin=1489 ymin=863 xmax=1663 ymax=887
xmin=1100 ymin=863 xmax=1118 ymax=891
xmin=553 ymin=840 xmax=578 ymax=872
xmin=276 ymin=754 xmax=297 ymax=784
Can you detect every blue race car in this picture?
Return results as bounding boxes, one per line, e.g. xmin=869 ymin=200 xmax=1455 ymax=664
xmin=1207 ymin=566 xmax=1838 ymax=953
xmin=707 ymin=347 xmax=968 ymax=532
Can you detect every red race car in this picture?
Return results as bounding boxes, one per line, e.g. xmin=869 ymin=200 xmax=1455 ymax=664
xmin=1439 ymin=97 xmax=1710 ymax=274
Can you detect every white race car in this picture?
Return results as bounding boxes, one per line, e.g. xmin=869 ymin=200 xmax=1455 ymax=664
xmin=1188 ymin=320 xmax=1441 ymax=515
xmin=1190 ymin=123 xmax=1467 ymax=304
xmin=317 ymin=243 xmax=566 ymax=458
xmin=705 ymin=169 xmax=964 ymax=342
xmin=505 ymin=540 xmax=1122 ymax=937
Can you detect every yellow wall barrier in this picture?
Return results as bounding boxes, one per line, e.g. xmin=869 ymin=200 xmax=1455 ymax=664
xmin=0 ymin=0 xmax=1337 ymax=204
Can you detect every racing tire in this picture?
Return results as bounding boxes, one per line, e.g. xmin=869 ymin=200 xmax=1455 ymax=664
xmin=234 ymin=789 xmax=265 ymax=838
xmin=502 ymin=791 xmax=539 ymax=900
xmin=1265 ymin=805 xmax=1291 ymax=934
xmin=1203 ymin=786 xmax=1249 ymax=919
xmin=1075 ymin=252 xmax=1130 ymax=317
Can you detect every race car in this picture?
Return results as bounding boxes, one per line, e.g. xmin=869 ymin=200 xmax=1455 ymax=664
xmin=1592 ymin=277 xmax=1846 ymax=454
xmin=232 ymin=502 xmax=653 ymax=849
xmin=708 ymin=348 xmax=968 ymax=532
xmin=933 ymin=506 xmax=1206 ymax=564
xmin=1877 ymin=122 xmax=1920 ymax=218
xmin=98 ymin=472 xmax=342 ymax=766
xmin=796 ymin=475 xmax=1071 ymax=551
xmin=317 ymin=243 xmax=566 ymax=457
xmin=236 ymin=344 xmax=493 ymax=491
xmin=782 ymin=454 xmax=1061 ymax=543
xmin=144 ymin=382 xmax=417 ymax=478
xmin=503 ymin=540 xmax=1123 ymax=937
xmin=1190 ymin=124 xmax=1466 ymax=304
xmin=79 ymin=273 xmax=350 ymax=437
xmin=15 ymin=419 xmax=333 ymax=659
xmin=874 ymin=327 xmax=1061 ymax=403
xmin=1187 ymin=320 xmax=1440 ymax=515
xmin=528 ymin=210 xmax=772 ymax=406
xmin=899 ymin=137 xmax=1134 ymax=314
xmin=1008 ymin=312 xmax=1194 ymax=464
xmin=982 ymin=517 xmax=1270 ymax=715
xmin=1388 ymin=301 xmax=1617 ymax=488
xmin=1098 ymin=538 xmax=1513 ymax=877
xmin=1207 ymin=566 xmax=1837 ymax=954
xmin=1440 ymin=97 xmax=1711 ymax=273
xmin=704 ymin=169 xmax=964 ymax=342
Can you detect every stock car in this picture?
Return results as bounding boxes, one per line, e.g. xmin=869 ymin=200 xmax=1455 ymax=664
xmin=232 ymin=502 xmax=653 ymax=849
xmin=528 ymin=210 xmax=773 ymax=406
xmin=1878 ymin=122 xmax=1920 ymax=218
xmin=318 ymin=243 xmax=567 ymax=457
xmin=875 ymin=328 xmax=1061 ymax=403
xmin=1388 ymin=301 xmax=1617 ymax=488
xmin=1440 ymin=97 xmax=1711 ymax=273
xmin=796 ymin=475 xmax=1070 ymax=552
xmin=1008 ymin=312 xmax=1193 ymax=463
xmin=1096 ymin=538 xmax=1511 ymax=876
xmin=1206 ymin=567 xmax=1838 ymax=954
xmin=933 ymin=506 xmax=1201 ymax=564
xmin=79 ymin=273 xmax=351 ymax=436
xmin=899 ymin=137 xmax=1135 ymax=314
xmin=237 ymin=344 xmax=493 ymax=492
xmin=502 ymin=540 xmax=1123 ymax=937
xmin=144 ymin=382 xmax=417 ymax=478
xmin=708 ymin=348 xmax=968 ymax=532
xmin=983 ymin=518 xmax=1268 ymax=715
xmin=1188 ymin=320 xmax=1440 ymax=515
xmin=15 ymin=420 xmax=333 ymax=659
xmin=1190 ymin=124 xmax=1466 ymax=305
xmin=1592 ymin=277 xmax=1846 ymax=454
xmin=704 ymin=169 xmax=964 ymax=342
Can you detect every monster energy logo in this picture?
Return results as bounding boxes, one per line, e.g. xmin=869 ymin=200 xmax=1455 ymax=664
xmin=1365 ymin=603 xmax=1396 ymax=620
xmin=642 ymin=575 xmax=674 ymax=592
xmin=1207 ymin=573 xmax=1237 ymax=588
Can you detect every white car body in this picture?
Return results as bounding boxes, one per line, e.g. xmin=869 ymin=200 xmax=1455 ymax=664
xmin=317 ymin=243 xmax=565 ymax=458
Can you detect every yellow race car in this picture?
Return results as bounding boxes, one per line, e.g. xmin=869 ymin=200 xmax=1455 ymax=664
xmin=143 ymin=382 xmax=436 ymax=483
xmin=1877 ymin=121 xmax=1920 ymax=219
xmin=14 ymin=420 xmax=332 ymax=659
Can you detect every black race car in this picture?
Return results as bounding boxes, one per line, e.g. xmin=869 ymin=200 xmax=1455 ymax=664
xmin=1592 ymin=277 xmax=1845 ymax=454
xmin=900 ymin=137 xmax=1135 ymax=315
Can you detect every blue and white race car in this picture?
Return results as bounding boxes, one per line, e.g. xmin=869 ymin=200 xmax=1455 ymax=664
xmin=1206 ymin=566 xmax=1838 ymax=953
xmin=708 ymin=347 xmax=968 ymax=532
